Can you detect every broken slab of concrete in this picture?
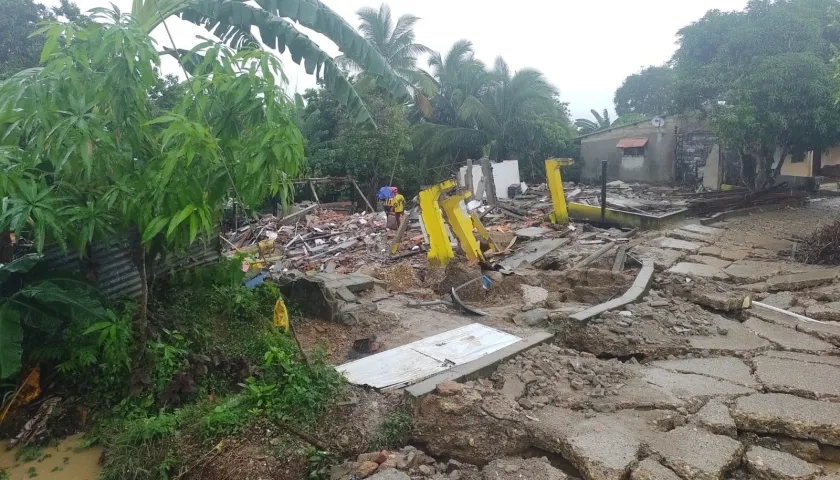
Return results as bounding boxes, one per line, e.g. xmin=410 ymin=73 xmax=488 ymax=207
xmin=724 ymin=260 xmax=793 ymax=283
xmin=686 ymin=255 xmax=733 ymax=269
xmin=667 ymin=262 xmax=723 ymax=279
xmin=654 ymin=237 xmax=703 ymax=253
xmin=805 ymin=302 xmax=840 ymax=322
xmin=667 ymin=229 xmax=714 ymax=244
xmin=680 ymin=224 xmax=725 ymax=236
xmin=766 ymin=270 xmax=838 ymax=292
xmin=559 ymin=416 xmax=642 ymax=480
xmin=754 ymin=355 xmax=840 ymax=400
xmin=668 ymin=282 xmax=748 ymax=312
xmin=745 ymin=445 xmax=822 ymax=480
xmin=699 ymin=246 xmax=748 ymax=262
xmin=750 ymin=303 xmax=840 ymax=347
xmin=689 ymin=317 xmax=772 ymax=354
xmin=761 ymin=291 xmax=797 ymax=309
xmin=630 ymin=246 xmax=683 ymax=271
xmin=732 ymin=394 xmax=840 ymax=446
xmin=571 ymin=260 xmax=654 ymax=321
xmin=631 ymin=459 xmax=682 ymax=480
xmin=743 ymin=317 xmax=836 ymax=353
xmin=692 ymin=398 xmax=737 ymax=437
xmin=483 ymin=457 xmax=568 ymax=480
xmin=651 ymin=357 xmax=757 ymax=388
xmin=762 ymin=350 xmax=840 ymax=368
xmin=639 ymin=368 xmax=755 ymax=400
xmin=277 ymin=271 xmax=378 ymax=324
xmin=649 ymin=426 xmax=744 ymax=480
xmin=503 ymin=238 xmax=571 ymax=269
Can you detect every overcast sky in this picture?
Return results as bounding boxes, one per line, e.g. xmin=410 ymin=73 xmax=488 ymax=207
xmin=56 ymin=0 xmax=748 ymax=120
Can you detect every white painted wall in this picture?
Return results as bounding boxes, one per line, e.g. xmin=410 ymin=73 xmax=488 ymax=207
xmin=458 ymin=160 xmax=521 ymax=199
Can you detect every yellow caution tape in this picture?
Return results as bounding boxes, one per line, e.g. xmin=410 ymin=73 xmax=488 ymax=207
xmin=274 ymin=298 xmax=289 ymax=332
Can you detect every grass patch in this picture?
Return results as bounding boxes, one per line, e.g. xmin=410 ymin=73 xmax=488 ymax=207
xmin=368 ymin=411 xmax=413 ymax=450
xmin=93 ymin=262 xmax=345 ymax=480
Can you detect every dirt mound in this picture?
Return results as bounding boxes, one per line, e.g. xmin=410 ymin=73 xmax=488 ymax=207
xmin=411 ymin=382 xmax=531 ymax=465
xmin=429 ymin=259 xmax=524 ymax=306
xmin=374 ymin=262 xmax=422 ymax=292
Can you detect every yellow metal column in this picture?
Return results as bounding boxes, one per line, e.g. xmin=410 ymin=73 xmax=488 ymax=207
xmin=419 ymin=179 xmax=456 ymax=265
xmin=441 ymin=193 xmax=484 ymax=262
xmin=546 ymin=158 xmax=575 ymax=224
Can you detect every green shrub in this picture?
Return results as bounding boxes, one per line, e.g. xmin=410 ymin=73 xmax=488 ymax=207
xmin=243 ymin=344 xmax=344 ymax=426
xmin=201 ymin=396 xmax=250 ymax=441
xmin=369 ymin=411 xmax=412 ymax=450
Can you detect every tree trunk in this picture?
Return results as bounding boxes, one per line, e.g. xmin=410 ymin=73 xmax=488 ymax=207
xmin=755 ymin=151 xmax=774 ymax=190
xmin=739 ymin=151 xmax=756 ymax=188
xmin=813 ymin=149 xmax=823 ymax=177
xmin=772 ymin=145 xmax=791 ymax=179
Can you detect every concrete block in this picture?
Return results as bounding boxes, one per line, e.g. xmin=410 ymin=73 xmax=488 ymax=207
xmin=766 ymin=270 xmax=838 ymax=292
xmin=654 ymin=237 xmax=703 ymax=252
xmin=502 ymin=238 xmax=570 ymax=269
xmin=668 ymin=262 xmax=723 ymax=278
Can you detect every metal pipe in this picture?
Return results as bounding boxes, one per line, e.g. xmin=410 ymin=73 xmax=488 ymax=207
xmin=600 ymin=160 xmax=608 ymax=222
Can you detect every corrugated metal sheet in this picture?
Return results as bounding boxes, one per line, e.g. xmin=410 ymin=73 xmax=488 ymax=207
xmin=616 ymin=137 xmax=649 ymax=148
xmin=335 ymin=323 xmax=521 ymax=390
xmin=38 ymin=235 xmax=221 ymax=299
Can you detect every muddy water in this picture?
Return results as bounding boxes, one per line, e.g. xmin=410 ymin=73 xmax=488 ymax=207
xmin=0 ymin=434 xmax=102 ymax=480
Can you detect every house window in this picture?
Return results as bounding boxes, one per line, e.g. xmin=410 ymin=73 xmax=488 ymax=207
xmin=791 ymin=152 xmax=806 ymax=163
xmin=622 ymin=146 xmax=645 ymax=156
xmin=616 ymin=137 xmax=649 ymax=156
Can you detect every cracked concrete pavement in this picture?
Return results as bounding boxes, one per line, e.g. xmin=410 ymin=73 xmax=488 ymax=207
xmin=400 ymin=199 xmax=840 ymax=480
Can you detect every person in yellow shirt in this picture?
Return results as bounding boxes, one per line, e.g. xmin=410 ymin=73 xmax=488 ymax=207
xmin=391 ymin=187 xmax=406 ymax=224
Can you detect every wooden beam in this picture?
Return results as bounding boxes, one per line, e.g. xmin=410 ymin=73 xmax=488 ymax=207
xmin=351 ymin=178 xmax=375 ymax=213
xmin=308 ymin=180 xmax=320 ymax=204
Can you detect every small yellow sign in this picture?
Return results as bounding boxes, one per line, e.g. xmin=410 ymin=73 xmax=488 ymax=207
xmin=273 ymin=298 xmax=289 ymax=332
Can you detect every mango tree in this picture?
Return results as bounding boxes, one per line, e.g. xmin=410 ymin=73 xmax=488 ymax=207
xmin=0 ymin=9 xmax=305 ymax=370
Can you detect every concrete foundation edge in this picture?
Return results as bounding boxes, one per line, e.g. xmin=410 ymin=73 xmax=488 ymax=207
xmin=570 ymin=259 xmax=655 ymax=321
xmin=405 ymin=331 xmax=555 ymax=397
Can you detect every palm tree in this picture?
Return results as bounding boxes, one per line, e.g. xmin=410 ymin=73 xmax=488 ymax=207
xmin=127 ymin=0 xmax=410 ymax=127
xmin=337 ymin=3 xmax=437 ymax=114
xmin=414 ymin=48 xmax=558 ymax=165
xmin=574 ymin=109 xmax=612 ymax=134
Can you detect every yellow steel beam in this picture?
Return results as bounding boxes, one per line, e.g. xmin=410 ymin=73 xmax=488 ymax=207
xmin=419 ymin=179 xmax=457 ymax=265
xmin=546 ymin=158 xmax=575 ymax=224
xmin=470 ymin=212 xmax=496 ymax=252
xmin=441 ymin=192 xmax=484 ymax=262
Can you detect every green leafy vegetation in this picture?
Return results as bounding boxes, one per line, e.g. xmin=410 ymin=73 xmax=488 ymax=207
xmin=369 ymin=410 xmax=412 ymax=450
xmin=88 ymin=259 xmax=343 ymax=480
xmin=0 ymin=254 xmax=110 ymax=380
xmin=614 ymin=66 xmax=674 ymax=118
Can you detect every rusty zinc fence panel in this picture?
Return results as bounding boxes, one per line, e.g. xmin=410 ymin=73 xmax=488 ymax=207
xmin=40 ymin=235 xmax=220 ymax=299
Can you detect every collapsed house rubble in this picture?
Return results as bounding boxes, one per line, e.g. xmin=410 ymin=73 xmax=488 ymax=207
xmin=222 ymin=162 xmax=840 ymax=480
